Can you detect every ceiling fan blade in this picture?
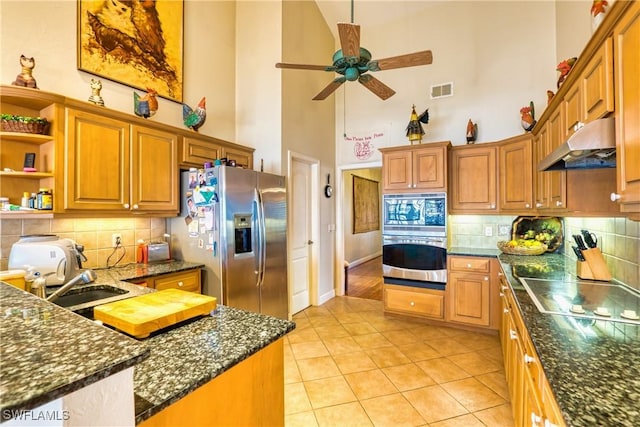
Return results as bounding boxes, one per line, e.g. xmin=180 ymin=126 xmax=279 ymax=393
xmin=276 ymin=63 xmax=332 ymax=71
xmin=313 ymin=78 xmax=346 ymax=101
xmin=358 ymin=75 xmax=396 ymax=100
xmin=370 ymin=50 xmax=433 ymax=71
xmin=337 ymin=23 xmax=360 ymax=59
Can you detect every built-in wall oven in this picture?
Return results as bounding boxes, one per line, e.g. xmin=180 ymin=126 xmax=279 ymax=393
xmin=382 ymin=193 xmax=447 ymax=290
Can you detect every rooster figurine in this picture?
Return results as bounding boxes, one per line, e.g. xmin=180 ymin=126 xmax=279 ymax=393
xmin=183 ymin=97 xmax=207 ymax=132
xmin=133 ymin=88 xmax=158 ymax=118
xmin=466 ymin=119 xmax=477 ymax=144
xmin=556 ymin=57 xmax=577 ymax=88
xmin=520 ymin=102 xmax=536 ymax=132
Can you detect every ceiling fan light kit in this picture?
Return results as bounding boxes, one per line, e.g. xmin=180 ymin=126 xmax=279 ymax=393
xmin=275 ymin=9 xmax=433 ymax=101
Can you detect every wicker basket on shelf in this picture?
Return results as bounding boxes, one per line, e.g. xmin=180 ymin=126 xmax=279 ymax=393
xmin=497 ymin=241 xmax=548 ymax=256
xmin=1 ymin=114 xmax=49 ymax=135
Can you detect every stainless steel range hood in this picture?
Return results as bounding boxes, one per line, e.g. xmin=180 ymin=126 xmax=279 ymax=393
xmin=537 ymin=117 xmax=616 ymax=171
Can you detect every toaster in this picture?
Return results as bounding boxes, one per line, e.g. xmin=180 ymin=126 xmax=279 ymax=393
xmin=147 ymin=241 xmax=171 ymax=263
xmin=8 ymin=235 xmax=85 ymax=286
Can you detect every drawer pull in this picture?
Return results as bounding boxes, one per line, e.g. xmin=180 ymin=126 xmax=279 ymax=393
xmin=509 ymin=329 xmax=518 ymax=340
xmin=503 ymin=308 xmax=509 ymax=314
xmin=178 ymin=281 xmax=184 ymax=287
xmin=484 ymin=276 xmax=489 ymax=281
xmin=410 ymin=301 xmax=415 ymax=307
xmin=524 ymin=354 xmax=535 ymax=364
xmin=467 ymin=263 xmax=472 ymax=268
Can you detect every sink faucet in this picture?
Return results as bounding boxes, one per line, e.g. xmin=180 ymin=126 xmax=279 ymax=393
xmin=46 ymin=269 xmax=98 ymax=303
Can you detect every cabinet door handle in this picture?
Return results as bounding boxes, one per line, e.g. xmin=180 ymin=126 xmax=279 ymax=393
xmin=610 ymin=192 xmax=621 ymax=201
xmin=555 ymin=201 xmax=563 ymax=207
xmin=525 ymin=203 xmax=531 ymax=208
xmin=484 ymin=276 xmax=489 ymax=281
xmin=409 ymin=301 xmax=415 ymax=306
xmin=133 ymin=204 xmax=139 ymax=210
xmin=509 ymin=329 xmax=518 ymax=340
xmin=500 ymin=285 xmax=507 ymax=292
xmin=531 ymin=412 xmax=543 ymax=426
xmin=177 ymin=281 xmax=184 ymax=287
xmin=536 ymin=202 xmax=544 ymax=208
xmin=524 ymin=354 xmax=535 ymax=364
xmin=503 ymin=308 xmax=509 ymax=313
xmin=467 ymin=263 xmax=472 ymax=268
xmin=124 ymin=203 xmax=130 ymax=209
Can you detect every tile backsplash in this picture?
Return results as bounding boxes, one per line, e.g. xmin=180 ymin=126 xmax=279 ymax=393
xmin=449 ymin=215 xmax=640 ymax=290
xmin=0 ymin=217 xmax=167 ymax=270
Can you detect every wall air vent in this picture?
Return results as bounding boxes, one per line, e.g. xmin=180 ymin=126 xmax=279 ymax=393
xmin=430 ymin=82 xmax=453 ymax=99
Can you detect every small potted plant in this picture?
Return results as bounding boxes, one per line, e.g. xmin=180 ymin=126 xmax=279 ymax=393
xmin=1 ymin=113 xmax=49 ymax=134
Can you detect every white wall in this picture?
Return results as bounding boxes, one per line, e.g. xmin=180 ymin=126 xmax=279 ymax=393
xmin=0 ymin=0 xmax=237 ymax=141
xmin=335 ymin=1 xmax=559 ymax=168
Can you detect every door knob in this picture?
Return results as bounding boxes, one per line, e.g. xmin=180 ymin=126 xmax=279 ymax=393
xmin=308 ymin=240 xmax=314 ymax=245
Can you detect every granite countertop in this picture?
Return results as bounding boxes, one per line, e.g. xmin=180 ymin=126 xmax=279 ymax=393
xmin=0 ymin=283 xmax=149 ymax=421
xmin=451 ymin=247 xmax=640 ymax=426
xmin=133 ymin=306 xmax=296 ymax=424
xmin=1 ymin=260 xmax=295 ymax=425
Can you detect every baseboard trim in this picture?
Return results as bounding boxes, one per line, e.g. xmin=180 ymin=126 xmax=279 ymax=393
xmin=346 ymin=253 xmax=382 ymax=269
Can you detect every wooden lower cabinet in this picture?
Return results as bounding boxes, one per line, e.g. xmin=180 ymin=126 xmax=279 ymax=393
xmin=446 ymin=256 xmax=499 ymax=329
xmin=128 ymin=269 xmax=201 ymax=293
xmin=139 ymin=338 xmax=284 ymax=427
xmin=383 ymin=284 xmax=444 ymax=320
xmin=500 ymin=270 xmax=565 ymax=427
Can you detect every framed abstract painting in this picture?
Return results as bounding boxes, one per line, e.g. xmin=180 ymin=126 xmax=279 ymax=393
xmin=77 ymin=0 xmax=184 ymax=102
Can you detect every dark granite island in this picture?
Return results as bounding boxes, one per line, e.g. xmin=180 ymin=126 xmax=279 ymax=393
xmin=1 ymin=276 xmax=295 ymax=426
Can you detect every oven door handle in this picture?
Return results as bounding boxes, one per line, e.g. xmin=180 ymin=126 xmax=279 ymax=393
xmin=383 ymin=236 xmax=446 ymax=248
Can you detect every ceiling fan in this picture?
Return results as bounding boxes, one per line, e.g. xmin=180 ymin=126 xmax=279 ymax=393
xmin=275 ymin=2 xmax=433 ymax=101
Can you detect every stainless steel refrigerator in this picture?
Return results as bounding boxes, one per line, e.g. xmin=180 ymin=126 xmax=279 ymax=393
xmin=168 ymin=166 xmax=288 ymax=319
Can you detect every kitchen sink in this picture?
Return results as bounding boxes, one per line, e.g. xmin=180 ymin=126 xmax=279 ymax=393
xmin=51 ymin=285 xmax=130 ymax=309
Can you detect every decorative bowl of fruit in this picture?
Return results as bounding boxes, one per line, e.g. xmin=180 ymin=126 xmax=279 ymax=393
xmin=497 ymin=239 xmax=548 ymax=256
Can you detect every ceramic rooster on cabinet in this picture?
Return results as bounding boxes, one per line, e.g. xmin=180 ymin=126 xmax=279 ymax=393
xmin=520 ymin=102 xmax=536 ymax=132
xmin=133 ymin=88 xmax=158 ymax=118
xmin=556 ymin=57 xmax=577 ymax=88
xmin=183 ymin=97 xmax=206 ymax=131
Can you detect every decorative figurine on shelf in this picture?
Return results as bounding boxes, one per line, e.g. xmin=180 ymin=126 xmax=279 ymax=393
xmin=183 ymin=97 xmax=207 ymax=132
xmin=520 ymin=101 xmax=537 ymax=132
xmin=546 ymin=90 xmax=555 ymax=105
xmin=406 ymin=105 xmax=429 ymax=144
xmin=556 ymin=57 xmax=577 ymax=88
xmin=133 ymin=88 xmax=158 ymax=118
xmin=591 ymin=0 xmax=609 ymax=32
xmin=466 ymin=119 xmax=477 ymax=144
xmin=88 ymin=79 xmax=105 ymax=106
xmin=12 ymin=55 xmax=38 ymax=89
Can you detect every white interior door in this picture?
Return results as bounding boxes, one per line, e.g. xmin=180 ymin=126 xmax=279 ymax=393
xmin=290 ymin=157 xmax=313 ymax=314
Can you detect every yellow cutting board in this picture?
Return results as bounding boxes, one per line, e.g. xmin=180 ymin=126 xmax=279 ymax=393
xmin=94 ymin=289 xmax=217 ymax=338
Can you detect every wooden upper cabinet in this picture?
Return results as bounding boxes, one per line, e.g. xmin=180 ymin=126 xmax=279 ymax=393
xmin=613 ymin=1 xmax=640 ymax=216
xmin=499 ymin=135 xmax=534 ymax=212
xmin=533 ymin=127 xmax=550 ymax=209
xmin=562 ymin=37 xmax=614 ymax=141
xmin=380 ymin=141 xmax=449 ymax=193
xmin=583 ymin=37 xmax=614 ymax=123
xmin=181 ymin=136 xmax=222 ymax=169
xmin=65 ymin=108 xmax=178 ymax=214
xmin=222 ymin=145 xmax=254 ymax=170
xmin=131 ymin=125 xmax=178 ymax=213
xmin=65 ymin=108 xmax=131 ymax=211
xmin=546 ymin=108 xmax=567 ymax=211
xmin=449 ymin=144 xmax=497 ymax=212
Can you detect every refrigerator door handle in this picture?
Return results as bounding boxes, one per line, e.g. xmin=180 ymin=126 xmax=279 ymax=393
xmin=254 ymin=189 xmax=267 ymax=287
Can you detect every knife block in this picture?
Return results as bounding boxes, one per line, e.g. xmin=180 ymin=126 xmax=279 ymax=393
xmin=578 ymin=247 xmax=612 ymax=281
xmin=576 ymin=260 xmax=595 ymax=280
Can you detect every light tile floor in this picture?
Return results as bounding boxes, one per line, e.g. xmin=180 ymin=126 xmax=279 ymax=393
xmin=284 ymin=296 xmax=514 ymax=426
